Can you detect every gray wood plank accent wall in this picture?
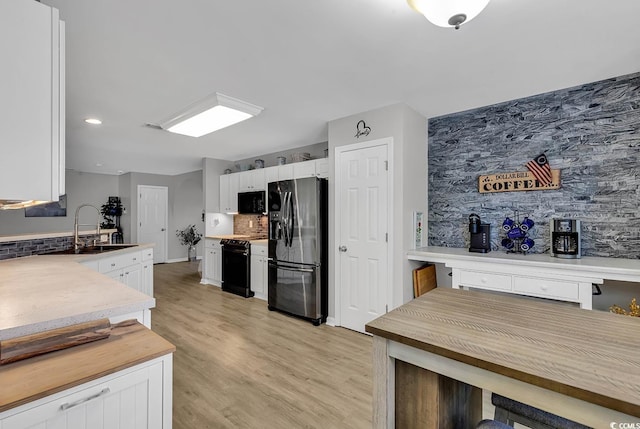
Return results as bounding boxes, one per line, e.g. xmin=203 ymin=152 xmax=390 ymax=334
xmin=428 ymin=72 xmax=640 ymax=258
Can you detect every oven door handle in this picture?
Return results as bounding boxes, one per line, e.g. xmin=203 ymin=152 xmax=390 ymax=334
xmin=223 ymin=248 xmax=249 ymax=255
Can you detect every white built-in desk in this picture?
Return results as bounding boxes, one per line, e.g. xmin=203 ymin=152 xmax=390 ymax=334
xmin=407 ymin=246 xmax=640 ymax=309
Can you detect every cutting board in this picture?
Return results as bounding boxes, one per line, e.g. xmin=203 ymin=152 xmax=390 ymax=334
xmin=0 ymin=318 xmax=114 ymax=365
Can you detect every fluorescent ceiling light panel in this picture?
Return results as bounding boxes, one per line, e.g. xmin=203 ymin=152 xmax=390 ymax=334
xmin=160 ymin=93 xmax=263 ymax=138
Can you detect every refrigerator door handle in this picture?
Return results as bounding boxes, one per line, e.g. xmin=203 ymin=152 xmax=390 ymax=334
xmin=282 ymin=191 xmax=290 ymax=247
xmin=274 ymin=265 xmax=315 ymax=273
xmin=287 ymin=190 xmax=294 ymax=247
xmin=283 ymin=191 xmax=290 ymax=246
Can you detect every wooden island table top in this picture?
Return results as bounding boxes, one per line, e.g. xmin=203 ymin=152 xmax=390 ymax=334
xmin=365 ymin=288 xmax=640 ymax=427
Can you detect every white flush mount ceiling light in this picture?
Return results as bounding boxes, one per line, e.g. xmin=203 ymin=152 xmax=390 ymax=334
xmin=159 ymin=93 xmax=264 ymax=138
xmin=85 ymin=118 xmax=102 ymax=125
xmin=407 ymin=0 xmax=490 ymax=29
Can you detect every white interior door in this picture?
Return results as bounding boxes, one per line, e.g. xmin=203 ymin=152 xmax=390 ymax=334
xmin=138 ymin=185 xmax=168 ymax=264
xmin=337 ymin=141 xmax=389 ymax=333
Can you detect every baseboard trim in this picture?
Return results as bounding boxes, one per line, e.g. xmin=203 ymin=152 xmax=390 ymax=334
xmin=166 ymin=256 xmax=202 ymax=264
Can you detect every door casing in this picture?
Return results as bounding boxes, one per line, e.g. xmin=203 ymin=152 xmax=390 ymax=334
xmin=334 ymin=137 xmax=394 ymax=332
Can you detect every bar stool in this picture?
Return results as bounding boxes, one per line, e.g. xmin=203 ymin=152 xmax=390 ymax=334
xmin=476 ymin=419 xmax=512 ymax=429
xmin=492 ymin=393 xmax=592 ymax=429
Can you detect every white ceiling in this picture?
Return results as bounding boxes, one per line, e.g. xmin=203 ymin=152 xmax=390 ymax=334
xmin=42 ymin=0 xmax=640 ymax=176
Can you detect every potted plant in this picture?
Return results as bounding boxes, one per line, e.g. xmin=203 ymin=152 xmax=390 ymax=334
xmin=176 ymin=224 xmax=202 ymax=261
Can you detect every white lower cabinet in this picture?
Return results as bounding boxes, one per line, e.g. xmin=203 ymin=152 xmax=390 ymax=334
xmin=250 ymin=243 xmax=268 ymax=300
xmin=202 ymin=239 xmax=221 ymax=286
xmin=141 ymin=262 xmax=153 ymax=296
xmin=140 ymin=248 xmax=154 ymax=296
xmin=0 ymin=356 xmax=172 ymax=429
xmin=451 ymin=266 xmax=594 ymax=309
xmin=89 ymin=248 xmax=154 ymax=297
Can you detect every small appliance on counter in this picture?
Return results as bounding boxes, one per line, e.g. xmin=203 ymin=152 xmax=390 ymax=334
xmin=550 ymin=218 xmax=581 ymax=258
xmin=469 ymin=213 xmax=491 ymax=253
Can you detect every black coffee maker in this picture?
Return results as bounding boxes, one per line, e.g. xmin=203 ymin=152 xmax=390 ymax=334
xmin=469 ymin=213 xmax=491 ymax=253
xmin=551 ymin=218 xmax=581 ymax=259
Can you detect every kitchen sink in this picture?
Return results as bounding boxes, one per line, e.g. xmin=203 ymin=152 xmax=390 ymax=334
xmin=46 ymin=244 xmax=138 ymax=255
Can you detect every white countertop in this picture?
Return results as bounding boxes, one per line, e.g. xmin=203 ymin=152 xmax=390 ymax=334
xmin=0 ymin=245 xmax=155 ymax=340
xmin=408 ymin=246 xmax=640 ymax=282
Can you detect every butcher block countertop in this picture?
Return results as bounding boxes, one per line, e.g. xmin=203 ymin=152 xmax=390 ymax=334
xmin=0 ymin=321 xmax=175 ymax=413
xmin=366 ymin=288 xmax=640 ymax=419
xmin=0 ymin=249 xmax=155 ymax=341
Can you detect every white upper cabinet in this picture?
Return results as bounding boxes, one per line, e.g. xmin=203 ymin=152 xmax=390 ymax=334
xmin=0 ymin=0 xmax=65 ymax=202
xmin=315 ymin=158 xmax=329 ymax=178
xmin=264 ymin=166 xmax=280 ymax=187
xmin=239 ymin=168 xmax=266 ymax=192
xmin=226 ymin=159 xmax=329 ymax=196
xmin=220 ymin=173 xmax=239 ymax=213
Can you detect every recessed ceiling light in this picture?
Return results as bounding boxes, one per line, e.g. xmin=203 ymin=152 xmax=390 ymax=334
xmin=95 ymin=163 xmax=103 ymax=167
xmin=85 ymin=118 xmax=102 ymax=125
xmin=159 ymin=93 xmax=263 ymax=138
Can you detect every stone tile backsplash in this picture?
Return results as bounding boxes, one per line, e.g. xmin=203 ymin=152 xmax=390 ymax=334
xmin=233 ymin=214 xmax=268 ymax=237
xmin=428 ymin=72 xmax=640 ymax=258
xmin=0 ymin=234 xmax=103 ymax=260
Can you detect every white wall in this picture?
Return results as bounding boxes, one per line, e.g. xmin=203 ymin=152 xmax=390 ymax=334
xmin=202 ymin=158 xmax=229 ymax=213
xmin=0 ymin=170 xmax=119 ymax=235
xmin=120 ymin=170 xmax=204 ymax=261
xmin=328 ymin=103 xmax=427 ymax=322
xmin=0 ymin=169 xmax=204 ymax=261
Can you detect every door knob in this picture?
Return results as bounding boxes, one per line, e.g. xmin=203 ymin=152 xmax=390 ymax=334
xmin=161 ymin=228 xmax=166 ymax=231
xmin=339 ymin=245 xmax=347 ymax=252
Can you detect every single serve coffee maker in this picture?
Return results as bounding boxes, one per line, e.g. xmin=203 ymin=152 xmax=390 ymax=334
xmin=550 ymin=218 xmax=581 ymax=258
xmin=469 ymin=213 xmax=491 ymax=253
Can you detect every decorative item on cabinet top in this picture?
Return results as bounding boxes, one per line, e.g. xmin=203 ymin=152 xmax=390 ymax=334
xmin=291 ymin=152 xmax=311 ymax=163
xmin=254 ymin=159 xmax=264 ymax=169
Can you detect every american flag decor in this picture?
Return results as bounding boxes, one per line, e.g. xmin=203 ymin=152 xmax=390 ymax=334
xmin=526 ymin=153 xmax=552 ymax=185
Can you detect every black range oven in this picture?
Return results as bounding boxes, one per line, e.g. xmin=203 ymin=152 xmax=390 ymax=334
xmin=221 ymin=239 xmax=254 ymax=298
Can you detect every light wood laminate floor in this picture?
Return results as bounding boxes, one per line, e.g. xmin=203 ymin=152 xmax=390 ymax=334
xmin=151 ymin=261 xmax=373 ymax=429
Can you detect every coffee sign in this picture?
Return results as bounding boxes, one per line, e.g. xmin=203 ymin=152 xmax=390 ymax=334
xmin=478 ymin=170 xmax=561 ymax=193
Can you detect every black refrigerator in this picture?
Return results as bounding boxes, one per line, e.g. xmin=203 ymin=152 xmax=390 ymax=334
xmin=267 ymin=177 xmax=328 ymax=325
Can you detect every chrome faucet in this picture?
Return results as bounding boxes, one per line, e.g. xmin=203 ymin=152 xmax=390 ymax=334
xmin=74 ymin=204 xmax=101 ymax=252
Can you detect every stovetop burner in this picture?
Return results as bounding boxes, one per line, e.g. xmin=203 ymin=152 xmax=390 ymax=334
xmin=220 ymin=238 xmax=251 ymax=248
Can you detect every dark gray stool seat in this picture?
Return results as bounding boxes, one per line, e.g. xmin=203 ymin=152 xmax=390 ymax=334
xmin=492 ymin=392 xmax=592 ymax=429
xmin=476 ymin=419 xmax=513 ymax=429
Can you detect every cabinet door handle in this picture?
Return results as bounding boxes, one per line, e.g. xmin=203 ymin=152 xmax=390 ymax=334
xmin=60 ymin=388 xmax=111 ymax=411
xmin=111 ymin=263 xmax=116 ymax=267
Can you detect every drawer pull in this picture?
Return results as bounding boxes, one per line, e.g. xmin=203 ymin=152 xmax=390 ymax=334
xmin=110 ymin=263 xmax=116 ymax=267
xmin=481 ymin=278 xmax=487 ymax=284
xmin=60 ymin=388 xmax=111 ymax=411
xmin=541 ymin=285 xmax=549 ymax=291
